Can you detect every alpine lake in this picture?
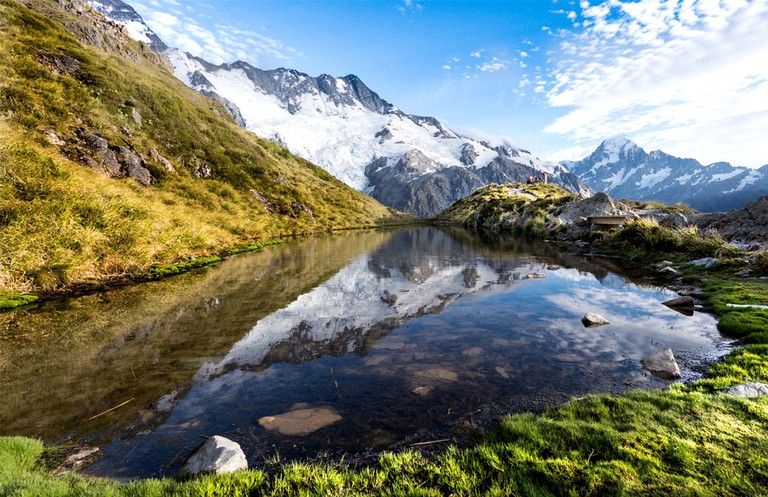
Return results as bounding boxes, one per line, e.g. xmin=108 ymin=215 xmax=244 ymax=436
xmin=0 ymin=227 xmax=733 ymax=479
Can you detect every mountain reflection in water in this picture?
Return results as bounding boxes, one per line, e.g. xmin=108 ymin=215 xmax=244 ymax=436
xmin=0 ymin=228 xmax=731 ymax=479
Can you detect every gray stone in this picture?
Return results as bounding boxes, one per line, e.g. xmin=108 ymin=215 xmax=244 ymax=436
xmin=180 ymin=436 xmax=247 ymax=476
xmin=582 ymin=312 xmax=610 ymax=327
xmin=662 ymin=296 xmax=695 ymax=309
xmin=688 ymin=257 xmax=718 ymax=268
xmin=722 ymin=382 xmax=768 ymax=398
xmin=117 ymin=147 xmax=152 ymax=186
xmin=150 ymin=148 xmax=175 ymax=171
xmin=641 ymin=349 xmax=681 ymax=379
xmin=131 ymin=107 xmax=142 ymax=125
xmin=658 ymin=266 xmax=683 ymax=277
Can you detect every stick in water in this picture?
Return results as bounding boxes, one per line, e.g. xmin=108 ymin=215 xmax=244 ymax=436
xmin=87 ymin=398 xmax=135 ymax=421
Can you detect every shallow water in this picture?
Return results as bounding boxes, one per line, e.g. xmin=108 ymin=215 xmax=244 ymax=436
xmin=0 ymin=227 xmax=731 ymax=478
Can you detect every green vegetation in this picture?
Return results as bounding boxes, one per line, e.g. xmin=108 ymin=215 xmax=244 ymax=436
xmin=598 ymin=217 xmax=742 ymax=262
xmin=0 ymin=0 xmax=400 ymax=296
xmin=623 ymin=199 xmax=697 ymax=215
xmin=437 ymin=182 xmax=576 ymax=236
xmin=0 ymin=291 xmax=38 ymax=310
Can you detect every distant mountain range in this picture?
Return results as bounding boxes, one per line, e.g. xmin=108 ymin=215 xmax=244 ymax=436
xmin=87 ymin=0 xmax=590 ymax=217
xmin=563 ymin=137 xmax=768 ymax=212
xmin=88 ymin=0 xmax=766 ymax=215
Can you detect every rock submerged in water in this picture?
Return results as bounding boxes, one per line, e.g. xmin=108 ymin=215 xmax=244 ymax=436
xmin=582 ymin=313 xmax=610 ymax=327
xmin=180 ymin=435 xmax=247 ymax=476
xmin=259 ymin=405 xmax=342 ymax=436
xmin=641 ymin=348 xmax=681 ymax=379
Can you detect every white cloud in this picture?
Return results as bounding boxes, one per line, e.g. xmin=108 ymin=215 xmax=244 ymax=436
xmin=478 ymin=57 xmax=507 ymax=72
xmin=470 ymin=50 xmax=483 ymax=58
xmin=542 ymin=0 xmax=768 ymax=168
xmin=453 ymin=126 xmax=523 ymax=149
xmin=132 ymin=3 xmax=300 ymax=66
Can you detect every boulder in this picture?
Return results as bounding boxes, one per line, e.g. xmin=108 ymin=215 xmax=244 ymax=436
xmin=641 ymin=349 xmax=681 ymax=379
xmin=180 ymin=436 xmax=247 ymax=476
xmin=722 ymin=382 xmax=768 ymax=398
xmin=662 ymin=296 xmax=695 ymax=309
xmin=582 ymin=312 xmax=610 ymax=327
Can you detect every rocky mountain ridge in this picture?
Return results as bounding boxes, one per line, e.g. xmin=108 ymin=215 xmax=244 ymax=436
xmin=87 ymin=0 xmax=591 ymax=217
xmin=564 ymin=136 xmax=768 ymax=212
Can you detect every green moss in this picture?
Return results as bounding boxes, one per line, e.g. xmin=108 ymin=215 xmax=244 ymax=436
xmin=148 ymin=256 xmax=222 ymax=278
xmin=0 ymin=292 xmax=38 ymax=310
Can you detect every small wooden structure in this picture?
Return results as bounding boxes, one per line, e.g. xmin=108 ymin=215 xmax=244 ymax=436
xmin=587 ymin=215 xmax=631 ymax=232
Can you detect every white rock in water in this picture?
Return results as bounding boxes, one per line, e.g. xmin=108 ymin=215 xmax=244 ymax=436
xmin=180 ymin=436 xmax=247 ymax=475
xmin=582 ymin=313 xmax=610 ymax=327
xmin=641 ymin=349 xmax=681 ymax=379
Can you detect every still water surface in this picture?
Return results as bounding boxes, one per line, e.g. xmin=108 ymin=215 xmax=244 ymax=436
xmin=0 ymin=227 xmax=731 ymax=478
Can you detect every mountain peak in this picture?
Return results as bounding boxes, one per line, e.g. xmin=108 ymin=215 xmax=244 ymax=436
xmin=599 ymin=135 xmax=637 ymax=153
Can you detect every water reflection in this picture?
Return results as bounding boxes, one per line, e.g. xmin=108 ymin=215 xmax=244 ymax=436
xmin=0 ymin=227 xmax=731 ymax=479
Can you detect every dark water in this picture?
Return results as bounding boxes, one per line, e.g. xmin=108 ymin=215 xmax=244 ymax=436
xmin=0 ymin=227 xmax=731 ymax=479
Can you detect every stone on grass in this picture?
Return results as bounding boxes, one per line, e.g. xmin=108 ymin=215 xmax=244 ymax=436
xmin=641 ymin=349 xmax=681 ymax=379
xmin=722 ymin=382 xmax=768 ymax=398
xmin=181 ymin=435 xmax=247 ymax=476
xmin=689 ymin=257 xmax=717 ymax=268
xmin=582 ymin=313 xmax=610 ymax=327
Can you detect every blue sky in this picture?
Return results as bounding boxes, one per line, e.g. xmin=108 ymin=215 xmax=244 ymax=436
xmin=131 ymin=0 xmax=768 ymax=167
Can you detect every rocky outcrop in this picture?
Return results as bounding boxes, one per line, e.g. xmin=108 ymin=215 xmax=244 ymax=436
xmin=77 ymin=131 xmax=152 ymax=185
xmin=552 ymin=192 xmax=638 ymax=239
xmin=696 ymin=196 xmax=768 ymax=250
xmin=180 ymin=436 xmax=248 ymax=475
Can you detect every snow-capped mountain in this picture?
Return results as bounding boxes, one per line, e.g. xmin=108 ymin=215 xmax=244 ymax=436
xmin=564 ymin=136 xmax=768 ymax=212
xmin=87 ymin=0 xmax=166 ymax=52
xmin=87 ymin=0 xmax=590 ymax=217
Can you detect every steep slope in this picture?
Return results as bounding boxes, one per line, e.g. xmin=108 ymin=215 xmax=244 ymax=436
xmin=0 ymin=0 xmax=399 ymax=292
xmin=85 ymin=0 xmax=590 ymax=217
xmin=565 ymin=136 xmax=768 ymax=212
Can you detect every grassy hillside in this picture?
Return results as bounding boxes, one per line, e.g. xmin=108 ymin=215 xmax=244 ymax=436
xmin=0 ymin=0 xmax=402 ymax=294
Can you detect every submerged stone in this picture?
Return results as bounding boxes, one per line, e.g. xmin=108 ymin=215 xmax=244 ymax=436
xmin=259 ymin=406 xmax=342 ymax=436
xmin=180 ymin=436 xmax=247 ymax=475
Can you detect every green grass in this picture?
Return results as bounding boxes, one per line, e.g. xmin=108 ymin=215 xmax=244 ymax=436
xmin=598 ymin=218 xmax=742 ymax=263
xmin=0 ymin=291 xmax=38 ymax=310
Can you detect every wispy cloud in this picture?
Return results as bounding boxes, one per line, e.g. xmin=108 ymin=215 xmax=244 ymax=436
xmin=542 ymin=0 xmax=768 ymax=167
xmin=132 ymin=2 xmax=300 ymax=66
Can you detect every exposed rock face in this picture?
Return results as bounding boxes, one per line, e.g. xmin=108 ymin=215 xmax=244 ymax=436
xmin=180 ymin=436 xmax=247 ymax=475
xmin=696 ymin=196 xmax=768 ymax=250
xmin=78 ymin=131 xmax=152 ymax=185
xmin=552 ymin=192 xmax=638 ymax=239
xmin=641 ymin=349 xmax=681 ymax=379
xmin=582 ymin=313 xmax=610 ymax=327
xmin=722 ymin=382 xmax=768 ymax=398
